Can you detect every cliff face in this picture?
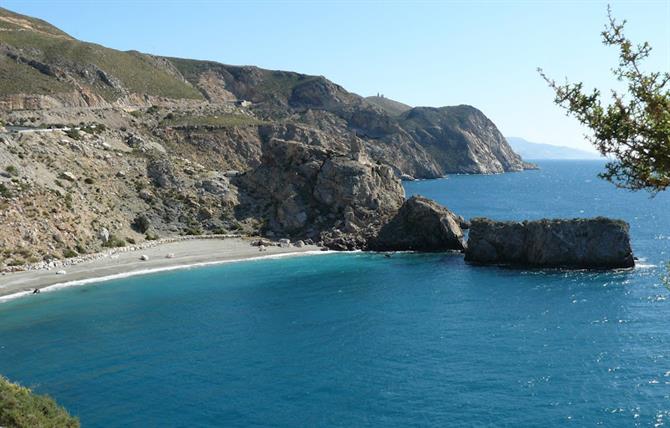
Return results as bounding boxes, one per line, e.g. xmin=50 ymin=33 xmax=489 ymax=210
xmin=168 ymin=60 xmax=532 ymax=177
xmin=236 ymin=138 xmax=404 ymax=239
xmin=397 ymin=106 xmax=531 ymax=174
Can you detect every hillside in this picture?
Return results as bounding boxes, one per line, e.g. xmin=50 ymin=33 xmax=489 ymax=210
xmin=0 ymin=7 xmax=532 ymax=269
xmin=0 ymin=7 xmax=202 ymax=105
xmin=364 ymin=95 xmax=412 ymax=116
xmin=0 ymin=376 xmax=79 ymax=427
xmin=0 ymin=7 xmax=528 ymax=175
xmin=507 ymin=137 xmax=602 ymax=160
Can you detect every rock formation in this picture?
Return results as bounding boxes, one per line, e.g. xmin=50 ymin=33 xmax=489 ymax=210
xmin=235 ymin=138 xmax=404 ymax=241
xmin=369 ymin=196 xmax=466 ymax=251
xmin=464 ymin=217 xmax=635 ymax=268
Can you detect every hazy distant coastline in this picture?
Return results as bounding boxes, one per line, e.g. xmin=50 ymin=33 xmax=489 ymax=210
xmin=507 ymin=137 xmax=602 ymax=160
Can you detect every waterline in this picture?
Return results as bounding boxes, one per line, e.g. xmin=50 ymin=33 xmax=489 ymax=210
xmin=0 ymin=250 xmax=335 ymax=304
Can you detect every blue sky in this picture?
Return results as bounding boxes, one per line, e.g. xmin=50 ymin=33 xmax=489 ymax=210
xmin=2 ymin=0 xmax=669 ymax=151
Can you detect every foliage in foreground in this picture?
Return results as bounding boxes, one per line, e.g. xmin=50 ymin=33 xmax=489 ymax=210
xmin=0 ymin=376 xmax=79 ymax=428
xmin=539 ymin=6 xmax=670 ymax=192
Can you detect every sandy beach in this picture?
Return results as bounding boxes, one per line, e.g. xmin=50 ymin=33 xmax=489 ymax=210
xmin=0 ymin=238 xmax=325 ymax=301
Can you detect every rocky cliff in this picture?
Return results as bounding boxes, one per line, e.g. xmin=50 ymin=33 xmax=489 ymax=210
xmin=235 ymin=138 xmax=404 ymax=240
xmin=169 ymin=58 xmax=533 ymax=178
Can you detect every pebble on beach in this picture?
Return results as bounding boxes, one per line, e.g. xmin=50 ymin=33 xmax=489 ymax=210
xmin=140 ymin=255 xmax=149 ymax=261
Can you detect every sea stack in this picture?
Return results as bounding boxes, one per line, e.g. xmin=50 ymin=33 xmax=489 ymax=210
xmin=369 ymin=196 xmax=467 ymax=251
xmin=464 ymin=217 xmax=635 ymax=269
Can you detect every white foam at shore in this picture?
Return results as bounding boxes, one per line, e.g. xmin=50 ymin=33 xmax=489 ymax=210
xmin=636 ymin=262 xmax=657 ymax=269
xmin=0 ymin=250 xmax=335 ymax=304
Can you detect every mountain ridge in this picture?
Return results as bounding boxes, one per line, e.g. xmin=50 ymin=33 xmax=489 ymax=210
xmin=0 ymin=7 xmax=530 ymax=176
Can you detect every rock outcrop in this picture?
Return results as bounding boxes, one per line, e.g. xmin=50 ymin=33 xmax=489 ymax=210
xmin=369 ymin=196 xmax=466 ymax=251
xmin=464 ymin=217 xmax=635 ymax=268
xmin=235 ymin=138 xmax=405 ymax=241
xmin=395 ymin=105 xmax=533 ymax=175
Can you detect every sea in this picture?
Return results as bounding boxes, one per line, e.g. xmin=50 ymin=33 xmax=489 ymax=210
xmin=1 ymin=160 xmax=669 ymax=427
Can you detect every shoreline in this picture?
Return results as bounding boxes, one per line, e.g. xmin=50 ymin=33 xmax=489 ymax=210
xmin=0 ymin=238 xmax=329 ymax=303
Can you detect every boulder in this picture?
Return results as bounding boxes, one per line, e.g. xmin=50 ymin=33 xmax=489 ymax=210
xmin=126 ymin=134 xmax=166 ymax=153
xmin=138 ymin=189 xmax=154 ymax=202
xmin=464 ymin=217 xmax=634 ymax=269
xmin=198 ymin=178 xmax=229 ymax=195
xmin=369 ymin=196 xmax=466 ymax=251
xmin=58 ymin=171 xmax=77 ymax=182
xmin=147 ymin=157 xmax=180 ymax=189
xmin=320 ymin=230 xmax=369 ymax=251
xmin=98 ymin=227 xmax=110 ymax=243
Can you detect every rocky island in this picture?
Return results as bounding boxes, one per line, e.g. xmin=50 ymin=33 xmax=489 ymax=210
xmin=465 ymin=217 xmax=635 ymax=269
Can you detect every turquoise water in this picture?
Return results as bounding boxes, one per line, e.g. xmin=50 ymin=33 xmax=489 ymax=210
xmin=1 ymin=160 xmax=670 ymax=427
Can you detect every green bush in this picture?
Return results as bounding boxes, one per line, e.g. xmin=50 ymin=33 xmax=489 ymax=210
xmin=5 ymin=165 xmax=18 ymax=177
xmin=65 ymin=128 xmax=81 ymax=140
xmin=0 ymin=376 xmax=79 ymax=428
xmin=132 ymin=214 xmax=151 ymax=233
xmin=63 ymin=248 xmax=77 ymax=258
xmin=0 ymin=183 xmax=11 ymax=198
xmin=64 ymin=193 xmax=74 ymax=210
xmin=103 ymin=235 xmax=126 ymax=248
xmin=80 ymin=123 xmax=106 ymax=135
xmin=184 ymin=226 xmax=203 ymax=236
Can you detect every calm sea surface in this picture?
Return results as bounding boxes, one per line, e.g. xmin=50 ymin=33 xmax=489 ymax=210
xmin=1 ymin=160 xmax=669 ymax=427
